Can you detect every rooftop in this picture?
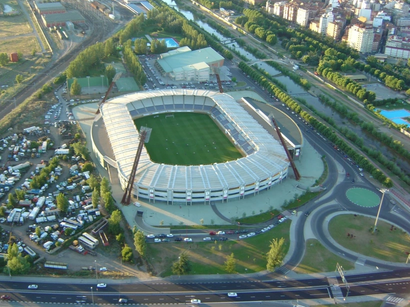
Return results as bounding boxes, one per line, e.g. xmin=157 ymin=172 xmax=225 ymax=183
xmin=42 ymin=10 xmax=85 ymax=23
xmin=157 ymin=47 xmax=224 ymax=73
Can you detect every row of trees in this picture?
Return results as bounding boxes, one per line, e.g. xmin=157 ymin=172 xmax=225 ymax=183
xmin=239 ymin=61 xmax=394 ymax=187
xmin=366 ymin=55 xmax=410 ymax=89
xmin=123 ymin=40 xmax=147 ymax=86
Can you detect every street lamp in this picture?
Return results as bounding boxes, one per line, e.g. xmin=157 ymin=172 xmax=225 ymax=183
xmin=87 ymin=76 xmax=90 ymax=93
xmin=95 ymin=260 xmax=98 ymax=281
xmin=373 ymin=189 xmax=388 ymax=234
xmin=91 ymin=287 xmax=94 ymax=304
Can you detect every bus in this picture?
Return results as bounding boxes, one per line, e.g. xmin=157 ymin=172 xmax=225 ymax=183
xmin=60 ymin=221 xmax=78 ymax=231
xmin=82 ymin=232 xmax=99 ymax=247
xmin=44 ymin=261 xmax=68 ymax=270
xmin=78 ymin=236 xmax=98 ymax=249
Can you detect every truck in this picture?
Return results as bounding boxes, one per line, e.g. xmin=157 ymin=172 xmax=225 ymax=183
xmin=18 ymin=200 xmax=32 ymax=208
xmin=36 ymin=196 xmax=46 ymax=208
xmin=54 ymin=148 xmax=69 ymax=155
xmin=29 ymin=207 xmax=40 ymax=220
xmin=9 ymin=161 xmax=31 ymax=171
xmin=27 ymin=189 xmax=43 ymax=196
xmin=13 ymin=146 xmax=20 ymax=155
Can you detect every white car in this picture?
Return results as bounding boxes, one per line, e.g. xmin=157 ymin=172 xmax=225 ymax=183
xmin=146 ymin=234 xmax=155 ymax=238
xmin=217 ymin=231 xmax=225 ymax=235
xmin=97 ymin=283 xmax=106 ymax=288
xmin=202 ymin=237 xmax=211 ymax=241
xmin=184 ymin=238 xmax=193 ymax=242
xmin=166 ymin=234 xmax=174 ymax=238
xmin=247 ymin=232 xmax=256 ymax=237
xmin=154 ymin=238 xmax=161 ymax=243
xmin=239 ymin=235 xmax=247 ymax=239
xmin=227 ymin=292 xmax=237 ymax=297
xmin=190 ymin=298 xmax=201 ymax=304
xmin=28 ymin=284 xmax=38 ymax=289
xmin=99 ymin=267 xmax=107 ymax=272
xmin=134 ymin=202 xmax=141 ymax=207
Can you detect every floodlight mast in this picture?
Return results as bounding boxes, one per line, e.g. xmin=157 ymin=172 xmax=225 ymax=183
xmin=121 ymin=129 xmax=147 ymax=205
xmin=270 ymin=115 xmax=301 ymax=181
xmin=96 ymin=72 xmax=122 ymax=114
xmin=336 ymin=263 xmax=350 ymax=301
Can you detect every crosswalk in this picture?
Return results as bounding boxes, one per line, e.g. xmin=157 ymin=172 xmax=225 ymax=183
xmin=385 ymin=295 xmax=404 ymax=305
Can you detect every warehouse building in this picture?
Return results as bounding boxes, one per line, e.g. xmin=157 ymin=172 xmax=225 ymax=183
xmin=41 ymin=11 xmax=85 ymax=27
xmin=34 ymin=1 xmax=66 ymax=15
xmin=155 ymin=47 xmax=224 ymax=82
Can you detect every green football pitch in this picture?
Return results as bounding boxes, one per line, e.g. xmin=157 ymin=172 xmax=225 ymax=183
xmin=134 ymin=113 xmax=243 ymax=165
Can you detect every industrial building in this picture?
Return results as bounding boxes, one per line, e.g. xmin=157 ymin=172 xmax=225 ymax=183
xmin=155 ymin=47 xmax=224 ymax=82
xmin=41 ymin=11 xmax=85 ymax=27
xmin=34 ymin=1 xmax=66 ymax=15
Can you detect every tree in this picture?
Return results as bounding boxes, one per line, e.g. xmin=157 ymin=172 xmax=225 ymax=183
xmin=116 ymin=232 xmax=125 ymax=245
xmin=266 ymin=237 xmax=285 ymax=271
xmin=104 ymin=38 xmax=116 ymax=57
xmin=8 ymin=193 xmax=17 ymax=208
xmin=172 ymin=252 xmax=191 ymax=275
xmin=100 ymin=177 xmax=111 ymax=196
xmin=56 ymin=193 xmax=69 ymax=213
xmin=92 ymin=187 xmax=100 ymax=209
xmin=82 ymin=161 xmax=94 ymax=172
xmin=31 ymin=49 xmax=37 ymax=56
xmin=35 ymin=226 xmax=41 ymax=238
xmin=108 ymin=209 xmax=122 ymax=235
xmin=87 ymin=174 xmax=100 ymax=190
xmin=5 ymin=244 xmax=30 ymax=275
xmin=65 ymin=228 xmax=74 ymax=236
xmin=103 ymin=191 xmax=116 ymax=213
xmin=71 ymin=142 xmax=88 ymax=160
xmin=0 ymin=52 xmax=9 ymax=66
xmin=133 ymin=229 xmax=146 ymax=258
xmin=70 ymin=78 xmax=81 ymax=95
xmin=121 ymin=244 xmax=133 ymax=262
xmin=0 ymin=206 xmax=6 ymax=217
xmin=224 ymin=253 xmax=236 ymax=273
xmin=15 ymin=189 xmax=26 ymax=201
xmin=15 ymin=74 xmax=24 ymax=84
xmin=105 ymin=64 xmax=116 ymax=84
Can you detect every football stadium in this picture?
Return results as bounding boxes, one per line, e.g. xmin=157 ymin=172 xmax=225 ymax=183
xmin=92 ymin=89 xmax=290 ymax=204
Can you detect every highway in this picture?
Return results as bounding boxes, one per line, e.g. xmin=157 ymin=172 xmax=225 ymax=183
xmin=1 ymin=269 xmax=409 ymax=304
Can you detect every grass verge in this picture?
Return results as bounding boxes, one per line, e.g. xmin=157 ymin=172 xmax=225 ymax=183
xmin=329 ymin=214 xmax=410 ymax=263
xmin=294 ymin=239 xmax=354 ymax=274
xmin=148 ymin=220 xmax=291 ymax=276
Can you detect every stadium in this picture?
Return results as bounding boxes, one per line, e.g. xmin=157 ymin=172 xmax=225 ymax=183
xmin=92 ymin=89 xmax=290 ymax=204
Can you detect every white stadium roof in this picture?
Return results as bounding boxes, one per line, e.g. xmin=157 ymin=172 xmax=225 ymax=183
xmin=100 ymin=89 xmax=289 ymax=202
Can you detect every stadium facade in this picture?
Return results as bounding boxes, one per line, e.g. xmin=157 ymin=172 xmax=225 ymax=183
xmin=93 ymin=89 xmax=290 ymax=204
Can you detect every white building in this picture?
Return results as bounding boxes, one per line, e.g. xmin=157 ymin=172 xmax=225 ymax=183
xmin=319 ymin=11 xmax=334 ymax=35
xmin=373 ymin=11 xmax=391 ymax=27
xmin=296 ymin=7 xmax=310 ymax=27
xmin=347 ymin=24 xmax=375 ymax=53
xmin=384 ymin=35 xmax=410 ymax=59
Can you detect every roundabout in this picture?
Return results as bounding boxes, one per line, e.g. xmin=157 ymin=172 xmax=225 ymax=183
xmin=346 ymin=187 xmax=380 ymax=207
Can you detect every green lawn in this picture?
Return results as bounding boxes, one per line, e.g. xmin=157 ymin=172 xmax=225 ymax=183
xmin=135 ymin=113 xmax=243 ymax=165
xmin=149 ymin=220 xmax=291 ymax=276
xmin=329 ymin=215 xmax=410 ymax=263
xmin=295 ymin=239 xmax=354 ymax=274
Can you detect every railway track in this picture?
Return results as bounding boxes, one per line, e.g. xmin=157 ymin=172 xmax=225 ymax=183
xmin=0 ymin=5 xmax=112 ymax=122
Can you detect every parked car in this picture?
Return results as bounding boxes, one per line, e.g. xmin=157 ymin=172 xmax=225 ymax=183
xmin=203 ymin=237 xmax=212 ymax=241
xmin=190 ymin=299 xmax=201 ymax=304
xmin=183 ymin=238 xmax=193 ymax=242
xmin=1 ymin=295 xmax=11 ymax=300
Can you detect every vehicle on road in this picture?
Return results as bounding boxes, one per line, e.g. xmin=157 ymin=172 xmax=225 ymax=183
xmin=146 ymin=234 xmax=155 ymax=238
xmin=174 ymin=237 xmax=182 ymax=241
xmin=217 ymin=231 xmax=225 ymax=235
xmin=97 ymin=283 xmax=106 ymax=288
xmin=184 ymin=238 xmax=193 ymax=242
xmin=99 ymin=267 xmax=107 ymax=271
xmin=166 ymin=234 xmax=174 ymax=237
xmin=239 ymin=234 xmax=247 ymax=239
xmin=227 ymin=292 xmax=237 ymax=297
xmin=305 ymin=212 xmax=310 ymax=217
xmin=118 ymin=298 xmax=128 ymax=303
xmin=203 ymin=237 xmax=211 ymax=241
xmin=191 ymin=298 xmax=201 ymax=304
xmin=1 ymin=295 xmax=11 ymax=300
xmin=247 ymin=232 xmax=255 ymax=237
xmin=154 ymin=238 xmax=161 ymax=243
xmin=28 ymin=284 xmax=38 ymax=289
